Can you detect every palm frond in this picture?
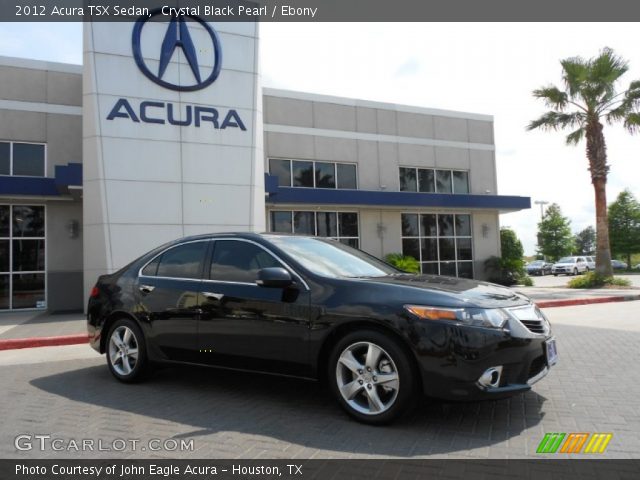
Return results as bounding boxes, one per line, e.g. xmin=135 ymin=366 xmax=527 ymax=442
xmin=560 ymin=57 xmax=588 ymax=98
xmin=526 ymin=111 xmax=585 ymax=131
xmin=624 ymin=112 xmax=640 ymax=133
xmin=532 ymin=86 xmax=568 ymax=110
xmin=566 ymin=128 xmax=585 ymax=145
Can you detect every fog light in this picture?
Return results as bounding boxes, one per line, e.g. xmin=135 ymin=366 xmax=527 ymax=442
xmin=477 ymin=366 xmax=503 ymax=389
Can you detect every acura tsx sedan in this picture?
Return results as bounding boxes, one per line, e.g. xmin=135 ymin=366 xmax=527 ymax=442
xmin=87 ymin=233 xmax=557 ymax=424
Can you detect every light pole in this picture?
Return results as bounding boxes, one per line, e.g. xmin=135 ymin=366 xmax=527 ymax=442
xmin=534 ymin=200 xmax=549 ymax=220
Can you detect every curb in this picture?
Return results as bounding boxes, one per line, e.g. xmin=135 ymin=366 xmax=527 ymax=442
xmin=0 ymin=334 xmax=89 ymax=351
xmin=536 ymin=294 xmax=640 ymax=308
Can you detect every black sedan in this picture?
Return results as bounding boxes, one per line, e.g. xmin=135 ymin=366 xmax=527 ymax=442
xmin=526 ymin=260 xmax=552 ymax=276
xmin=87 ymin=233 xmax=556 ymax=424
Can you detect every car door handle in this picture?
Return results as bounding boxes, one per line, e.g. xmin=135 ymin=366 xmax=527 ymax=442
xmin=139 ymin=285 xmax=155 ymax=294
xmin=202 ymin=292 xmax=224 ymax=301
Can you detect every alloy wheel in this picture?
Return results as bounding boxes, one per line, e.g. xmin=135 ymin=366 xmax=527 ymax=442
xmin=108 ymin=325 xmax=139 ymax=376
xmin=335 ymin=341 xmax=400 ymax=415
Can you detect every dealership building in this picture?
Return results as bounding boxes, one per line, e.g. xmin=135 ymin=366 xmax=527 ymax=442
xmin=0 ymin=18 xmax=529 ymax=312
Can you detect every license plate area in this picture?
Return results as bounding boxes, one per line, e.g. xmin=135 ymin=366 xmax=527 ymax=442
xmin=545 ymin=338 xmax=558 ymax=366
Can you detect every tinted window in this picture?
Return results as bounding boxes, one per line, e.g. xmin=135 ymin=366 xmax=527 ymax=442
xmin=0 ymin=206 xmax=9 ymax=237
xmin=269 ymin=159 xmax=291 ymax=187
xmin=421 ymin=214 xmax=437 ymax=236
xmin=316 ymin=212 xmax=337 ymax=237
xmin=13 ymin=143 xmax=45 ymax=177
xmin=336 ymin=164 xmax=357 ymax=189
xmin=436 ymin=170 xmax=452 ymax=193
xmin=0 ymin=143 xmax=9 ymax=175
xmin=210 ymin=240 xmax=281 ymax=283
xmin=399 ymin=168 xmax=417 ymax=192
xmin=270 ymin=211 xmax=292 ymax=233
xmin=293 ymin=211 xmax=315 ymax=234
xmin=455 ymin=214 xmax=471 ymax=236
xmin=155 ymin=242 xmax=207 ymax=279
xmin=338 ymin=213 xmax=358 ymax=237
xmin=315 ymin=162 xmax=336 ymax=188
xmin=12 ymin=273 xmax=44 ymax=309
xmin=438 ymin=214 xmax=455 ymax=236
xmin=141 ymin=256 xmax=161 ymax=276
xmin=292 ymin=161 xmax=314 ymax=187
xmin=453 ymin=171 xmax=469 ymax=194
xmin=401 ymin=214 xmax=419 ymax=236
xmin=418 ymin=169 xmax=435 ymax=193
xmin=12 ymin=206 xmax=44 ymax=237
xmin=12 ymin=239 xmax=45 ymax=271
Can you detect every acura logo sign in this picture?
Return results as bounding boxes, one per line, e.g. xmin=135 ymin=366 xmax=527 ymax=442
xmin=132 ymin=10 xmax=222 ymax=91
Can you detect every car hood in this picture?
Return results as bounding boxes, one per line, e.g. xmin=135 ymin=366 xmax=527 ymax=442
xmin=356 ymin=274 xmax=531 ymax=309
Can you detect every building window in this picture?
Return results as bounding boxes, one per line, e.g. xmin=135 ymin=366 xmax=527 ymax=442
xmin=269 ymin=210 xmax=359 ymax=248
xmin=0 ymin=205 xmax=46 ymax=310
xmin=0 ymin=142 xmax=46 ymax=177
xmin=401 ymin=212 xmax=473 ymax=278
xmin=269 ymin=159 xmax=357 ymax=190
xmin=399 ymin=167 xmax=469 ymax=194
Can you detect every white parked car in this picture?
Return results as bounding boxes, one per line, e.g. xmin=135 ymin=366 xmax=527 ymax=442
xmin=552 ymin=256 xmax=589 ymax=276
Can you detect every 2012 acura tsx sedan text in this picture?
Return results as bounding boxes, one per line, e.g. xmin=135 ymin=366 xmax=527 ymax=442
xmin=87 ymin=233 xmax=557 ymax=424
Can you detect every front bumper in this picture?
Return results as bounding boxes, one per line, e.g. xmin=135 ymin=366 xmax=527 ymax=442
xmin=409 ymin=317 xmax=554 ymax=401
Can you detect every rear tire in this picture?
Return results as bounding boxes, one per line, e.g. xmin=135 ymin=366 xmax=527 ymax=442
xmin=328 ymin=330 xmax=417 ymax=425
xmin=106 ymin=318 xmax=148 ymax=383
xmin=573 ymin=268 xmax=578 ymax=276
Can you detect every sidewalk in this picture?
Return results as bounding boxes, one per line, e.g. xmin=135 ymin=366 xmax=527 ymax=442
xmin=0 ymin=286 xmax=638 ymax=351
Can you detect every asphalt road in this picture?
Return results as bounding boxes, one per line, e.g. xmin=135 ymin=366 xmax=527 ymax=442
xmin=1 ymin=302 xmax=639 ymax=459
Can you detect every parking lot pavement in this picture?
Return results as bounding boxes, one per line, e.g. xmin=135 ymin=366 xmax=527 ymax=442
xmin=1 ymin=302 xmax=639 ymax=460
xmin=531 ymin=273 xmax=640 ymax=288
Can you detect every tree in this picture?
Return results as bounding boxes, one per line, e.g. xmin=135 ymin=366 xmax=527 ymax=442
xmin=537 ymin=203 xmax=574 ymax=261
xmin=574 ymin=226 xmax=596 ymax=255
xmin=484 ymin=228 xmax=526 ymax=285
xmin=527 ymin=47 xmax=640 ymax=276
xmin=608 ymin=189 xmax=640 ymax=269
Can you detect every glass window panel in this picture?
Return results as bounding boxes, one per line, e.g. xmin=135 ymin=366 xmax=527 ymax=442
xmin=418 ymin=169 xmax=435 ymax=193
xmin=420 ymin=214 xmax=437 ymax=236
xmin=421 ymin=263 xmax=439 ymax=275
xmin=0 ymin=275 xmax=9 ymax=309
xmin=438 ymin=214 xmax=455 ymax=237
xmin=0 ymin=206 xmax=9 ymax=237
xmin=210 ymin=240 xmax=281 ymax=283
xmin=269 ymin=159 xmax=291 ymax=187
xmin=436 ymin=170 xmax=452 ymax=193
xmin=293 ymin=211 xmax=315 ymax=235
xmin=339 ymin=238 xmax=359 ymax=249
xmin=457 ymin=262 xmax=474 ymax=279
xmin=270 ymin=211 xmax=292 ymax=233
xmin=12 ymin=143 xmax=45 ymax=177
xmin=141 ymin=256 xmax=160 ymax=277
xmin=453 ymin=171 xmax=469 ymax=194
xmin=316 ymin=212 xmax=337 ymax=237
xmin=12 ymin=273 xmax=45 ymax=309
xmin=421 ymin=238 xmax=438 ymax=262
xmin=12 ymin=206 xmax=45 ymax=237
xmin=399 ymin=167 xmax=417 ymax=192
xmin=439 ymin=238 xmax=456 ymax=261
xmin=456 ymin=238 xmax=473 ymax=261
xmin=440 ymin=261 xmax=457 ymax=277
xmin=455 ymin=214 xmax=472 ymax=237
xmin=292 ymin=161 xmax=314 ymax=187
xmin=12 ymin=239 xmax=45 ymax=272
xmin=156 ymin=241 xmax=207 ymax=279
xmin=315 ymin=162 xmax=336 ymax=189
xmin=336 ymin=164 xmax=357 ymax=189
xmin=402 ymin=238 xmax=420 ymax=260
xmin=338 ymin=213 xmax=359 ymax=237
xmin=0 ymin=143 xmax=9 ymax=175
xmin=0 ymin=240 xmax=8 ymax=272
xmin=401 ymin=214 xmax=419 ymax=237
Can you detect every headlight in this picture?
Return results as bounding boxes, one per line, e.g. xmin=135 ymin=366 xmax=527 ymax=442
xmin=404 ymin=305 xmax=509 ymax=329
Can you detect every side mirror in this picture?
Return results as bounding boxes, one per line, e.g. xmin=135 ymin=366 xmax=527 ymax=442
xmin=256 ymin=267 xmax=293 ymax=288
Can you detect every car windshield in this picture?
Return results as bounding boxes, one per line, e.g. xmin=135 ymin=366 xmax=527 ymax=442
xmin=557 ymin=257 xmax=574 ymax=263
xmin=266 ymin=236 xmax=398 ymax=278
xmin=529 ymin=261 xmax=544 ymax=266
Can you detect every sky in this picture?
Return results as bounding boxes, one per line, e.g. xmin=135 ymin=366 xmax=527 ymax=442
xmin=1 ymin=22 xmax=639 ymax=254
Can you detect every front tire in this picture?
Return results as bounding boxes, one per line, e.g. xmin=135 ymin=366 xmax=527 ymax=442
xmin=328 ymin=330 xmax=416 ymax=425
xmin=106 ymin=318 xmax=148 ymax=383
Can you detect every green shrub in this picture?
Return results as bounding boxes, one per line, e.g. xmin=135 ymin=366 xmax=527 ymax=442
xmin=567 ymin=271 xmax=631 ymax=288
xmin=521 ymin=275 xmax=534 ymax=287
xmin=384 ymin=253 xmax=420 ymax=273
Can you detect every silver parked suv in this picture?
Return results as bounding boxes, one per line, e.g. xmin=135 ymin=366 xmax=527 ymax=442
xmin=552 ymin=256 xmax=589 ymax=276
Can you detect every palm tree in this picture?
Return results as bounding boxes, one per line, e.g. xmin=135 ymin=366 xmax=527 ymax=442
xmin=527 ymin=47 xmax=640 ymax=276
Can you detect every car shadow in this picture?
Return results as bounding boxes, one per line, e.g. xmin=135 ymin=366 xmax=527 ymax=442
xmin=30 ymin=363 xmax=546 ymax=457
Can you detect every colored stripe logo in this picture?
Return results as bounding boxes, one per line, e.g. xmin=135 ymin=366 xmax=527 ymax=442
xmin=537 ymin=433 xmax=612 ymax=454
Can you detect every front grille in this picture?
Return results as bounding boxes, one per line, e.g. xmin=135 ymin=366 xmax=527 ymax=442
xmin=521 ymin=319 xmax=546 ymax=334
xmin=529 ymin=355 xmax=546 ymax=379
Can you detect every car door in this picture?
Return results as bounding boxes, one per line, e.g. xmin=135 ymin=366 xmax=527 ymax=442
xmin=136 ymin=239 xmax=210 ymax=363
xmin=197 ymin=238 xmax=312 ymax=377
